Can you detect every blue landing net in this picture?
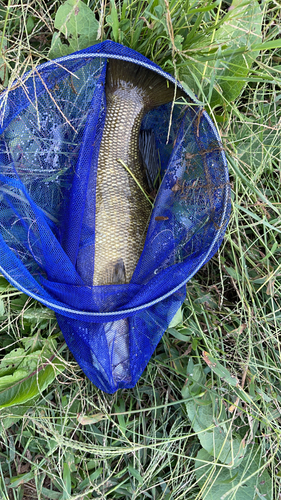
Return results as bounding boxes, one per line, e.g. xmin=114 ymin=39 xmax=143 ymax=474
xmin=0 ymin=41 xmax=231 ymax=393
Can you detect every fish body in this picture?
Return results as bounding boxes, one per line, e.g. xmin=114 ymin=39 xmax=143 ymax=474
xmin=76 ymin=59 xmax=180 ymax=386
xmin=94 ymin=62 xmax=151 ymax=285
xmin=88 ymin=59 xmax=179 ymax=286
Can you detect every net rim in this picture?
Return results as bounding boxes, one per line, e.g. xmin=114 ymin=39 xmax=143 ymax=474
xmin=0 ymin=43 xmax=230 ymax=319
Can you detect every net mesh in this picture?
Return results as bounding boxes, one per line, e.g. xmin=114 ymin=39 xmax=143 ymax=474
xmin=0 ymin=41 xmax=231 ymax=393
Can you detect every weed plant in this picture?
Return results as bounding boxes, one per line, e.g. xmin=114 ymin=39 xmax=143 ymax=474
xmin=0 ymin=0 xmax=280 ymax=499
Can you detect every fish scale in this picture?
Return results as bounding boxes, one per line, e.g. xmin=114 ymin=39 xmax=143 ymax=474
xmin=94 ymin=86 xmax=151 ymax=285
xmin=94 ymin=59 xmax=181 ymax=287
xmin=77 ymin=58 xmax=179 ymax=288
xmin=0 ymin=40 xmax=231 ymax=394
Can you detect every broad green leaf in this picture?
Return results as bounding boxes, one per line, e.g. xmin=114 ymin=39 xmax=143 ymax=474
xmin=48 ymin=33 xmax=70 ymax=59
xmin=186 ymin=394 xmax=245 ymax=466
xmin=195 ymin=446 xmax=271 ymax=500
xmin=202 ymin=351 xmax=239 ymax=387
xmin=174 ymin=34 xmax=184 ymax=51
xmin=9 ymin=471 xmax=35 ymax=488
xmin=0 ymin=275 xmax=13 ymax=291
xmin=168 ymin=306 xmax=183 ymax=328
xmin=49 ymin=0 xmax=99 ymax=59
xmin=20 ymin=333 xmax=44 ymax=353
xmin=22 ymin=307 xmax=56 ymax=320
xmin=182 ymin=366 xmax=245 ymax=466
xmin=167 ymin=327 xmax=190 ymax=342
xmin=0 ymin=399 xmax=37 ymax=429
xmin=0 ymin=346 xmax=65 ymax=408
xmin=210 ymin=0 xmax=262 ymax=106
xmin=181 ymin=0 xmax=262 ymax=106
xmin=0 ymin=370 xmax=29 ymax=391
xmin=0 ymin=348 xmax=25 ymax=376
xmin=109 ymin=0 xmax=119 ymax=43
xmin=26 ymin=15 xmax=35 ymax=34
xmin=184 ymin=364 xmax=206 ymax=397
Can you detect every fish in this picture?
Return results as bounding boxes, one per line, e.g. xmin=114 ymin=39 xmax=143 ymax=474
xmin=76 ymin=59 xmax=182 ymax=385
xmin=92 ymin=58 xmax=181 ymax=286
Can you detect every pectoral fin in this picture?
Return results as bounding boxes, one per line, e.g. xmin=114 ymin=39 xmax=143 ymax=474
xmin=139 ymin=129 xmax=159 ymax=190
xmin=106 ymin=258 xmax=126 ymax=285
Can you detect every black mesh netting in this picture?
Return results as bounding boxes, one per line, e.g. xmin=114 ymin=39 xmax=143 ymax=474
xmin=0 ymin=41 xmax=231 ymax=393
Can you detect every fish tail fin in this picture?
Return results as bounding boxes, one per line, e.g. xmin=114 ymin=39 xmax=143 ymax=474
xmin=104 ymin=318 xmax=131 ymax=385
xmin=105 ymin=258 xmax=126 ymax=285
xmin=106 ymin=58 xmax=184 ymax=110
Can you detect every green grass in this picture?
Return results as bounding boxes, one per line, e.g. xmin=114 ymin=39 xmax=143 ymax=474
xmin=0 ymin=0 xmax=281 ymax=498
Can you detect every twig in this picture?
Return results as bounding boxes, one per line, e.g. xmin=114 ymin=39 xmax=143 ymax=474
xmin=164 ymin=0 xmax=179 ymax=145
xmin=117 ymin=158 xmax=154 ymax=207
xmin=34 ymin=67 xmax=77 ymax=134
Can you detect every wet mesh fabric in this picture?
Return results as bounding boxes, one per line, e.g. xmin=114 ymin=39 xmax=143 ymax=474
xmin=0 ymin=41 xmax=231 ymax=393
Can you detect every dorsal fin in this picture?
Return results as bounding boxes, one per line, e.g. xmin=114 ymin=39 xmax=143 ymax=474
xmin=139 ymin=129 xmax=159 ymax=190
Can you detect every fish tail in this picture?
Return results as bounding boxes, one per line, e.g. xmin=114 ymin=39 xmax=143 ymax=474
xmin=108 ymin=258 xmax=126 ymax=285
xmin=104 ymin=318 xmax=131 ymax=385
xmin=106 ymin=58 xmax=183 ymax=110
